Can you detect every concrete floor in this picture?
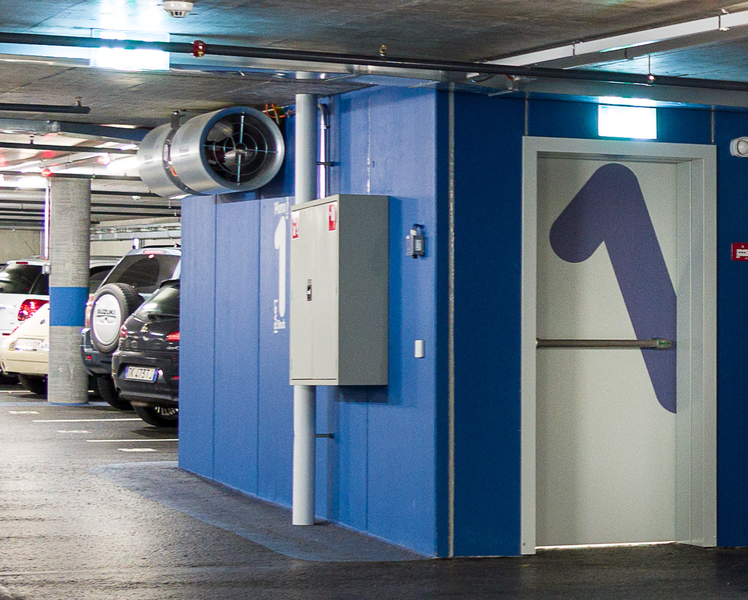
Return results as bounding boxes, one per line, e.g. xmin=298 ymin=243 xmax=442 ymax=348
xmin=1 ymin=384 xmax=748 ymax=599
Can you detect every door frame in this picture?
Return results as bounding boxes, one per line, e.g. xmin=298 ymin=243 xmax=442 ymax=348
xmin=521 ymin=136 xmax=717 ymax=554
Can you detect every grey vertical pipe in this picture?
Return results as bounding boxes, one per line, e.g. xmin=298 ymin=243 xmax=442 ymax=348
xmin=48 ymin=177 xmax=90 ymax=405
xmin=292 ymin=92 xmax=319 ymax=526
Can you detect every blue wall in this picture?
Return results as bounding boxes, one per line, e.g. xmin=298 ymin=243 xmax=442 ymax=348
xmin=451 ymin=94 xmax=525 ymax=556
xmin=449 ymin=94 xmax=748 ymax=556
xmin=324 ymin=87 xmax=443 ymax=554
xmin=181 ymin=87 xmax=748 ymax=557
xmin=714 ymin=109 xmax=748 ymax=547
xmin=180 ymin=194 xmax=294 ymax=506
xmin=180 ymin=196 xmax=217 ymax=478
xmin=180 ymin=87 xmax=445 ymax=556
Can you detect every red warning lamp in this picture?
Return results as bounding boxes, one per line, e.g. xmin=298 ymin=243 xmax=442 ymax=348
xmin=192 ymin=40 xmax=206 ymax=58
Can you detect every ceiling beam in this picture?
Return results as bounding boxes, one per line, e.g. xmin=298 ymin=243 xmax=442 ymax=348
xmin=0 ymin=201 xmax=177 ymax=211
xmin=0 ymin=223 xmax=41 ymax=230
xmin=0 ymin=189 xmax=160 ymax=199
xmin=0 ymin=102 xmax=89 ymax=114
xmin=490 ymin=10 xmax=748 ymax=68
xmin=0 ymin=170 xmax=141 ymax=182
xmin=0 ymin=141 xmax=136 ymax=155
xmin=0 ymin=206 xmax=178 ymax=215
xmin=0 ymin=120 xmax=146 ymax=143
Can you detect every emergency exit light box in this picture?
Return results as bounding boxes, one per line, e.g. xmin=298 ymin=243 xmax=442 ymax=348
xmin=290 ymin=194 xmax=389 ymax=385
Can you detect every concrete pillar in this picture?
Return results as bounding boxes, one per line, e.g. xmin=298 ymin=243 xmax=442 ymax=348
xmin=48 ymin=177 xmax=91 ymax=405
xmin=292 ymin=93 xmax=318 ymax=526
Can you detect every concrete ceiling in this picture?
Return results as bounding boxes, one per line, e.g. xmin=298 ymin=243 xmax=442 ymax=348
xmin=0 ymin=0 xmax=745 ymax=227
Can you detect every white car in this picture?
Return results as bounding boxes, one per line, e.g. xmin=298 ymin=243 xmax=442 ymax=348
xmin=0 ymin=256 xmax=118 ymax=339
xmin=0 ymin=303 xmax=49 ymax=394
xmin=0 ymin=254 xmax=120 ymax=396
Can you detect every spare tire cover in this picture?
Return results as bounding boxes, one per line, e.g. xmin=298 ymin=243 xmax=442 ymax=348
xmin=90 ymin=283 xmax=142 ymax=354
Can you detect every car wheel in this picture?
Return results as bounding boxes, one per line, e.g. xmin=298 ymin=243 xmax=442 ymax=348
xmin=0 ymin=372 xmax=19 ymax=384
xmin=134 ymin=405 xmax=178 ymax=427
xmin=90 ymin=283 xmax=142 ymax=354
xmin=89 ymin=375 xmax=101 ymax=397
xmin=96 ymin=375 xmax=132 ymax=411
xmin=18 ymin=374 xmax=47 ymax=396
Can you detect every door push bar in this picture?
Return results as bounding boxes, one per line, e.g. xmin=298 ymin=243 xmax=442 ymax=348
xmin=536 ymin=338 xmax=673 ymax=350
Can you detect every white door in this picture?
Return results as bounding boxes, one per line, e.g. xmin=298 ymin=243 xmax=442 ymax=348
xmin=535 ymin=156 xmax=678 ymax=546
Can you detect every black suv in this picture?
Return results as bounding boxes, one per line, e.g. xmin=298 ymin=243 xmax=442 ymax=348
xmin=81 ymin=247 xmax=181 ymax=409
xmin=112 ymin=279 xmax=179 ymax=427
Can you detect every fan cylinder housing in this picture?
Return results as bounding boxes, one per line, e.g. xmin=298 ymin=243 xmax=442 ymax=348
xmin=136 ymin=123 xmax=195 ymax=199
xmin=137 ymin=106 xmax=285 ymax=199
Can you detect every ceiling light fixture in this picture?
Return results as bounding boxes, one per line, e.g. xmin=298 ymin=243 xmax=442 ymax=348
xmin=90 ymin=30 xmax=169 ymax=71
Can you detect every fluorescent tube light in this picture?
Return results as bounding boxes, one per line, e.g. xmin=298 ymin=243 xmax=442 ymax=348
xmin=90 ymin=30 xmax=169 ymax=71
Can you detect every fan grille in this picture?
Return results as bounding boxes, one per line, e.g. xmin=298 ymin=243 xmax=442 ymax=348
xmin=203 ymin=114 xmax=279 ymax=184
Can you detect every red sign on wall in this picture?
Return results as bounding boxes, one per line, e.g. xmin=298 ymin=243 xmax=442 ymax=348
xmin=328 ymin=203 xmax=338 ymax=232
xmin=291 ymin=212 xmax=299 ymax=239
xmin=732 ymin=243 xmax=748 ymax=261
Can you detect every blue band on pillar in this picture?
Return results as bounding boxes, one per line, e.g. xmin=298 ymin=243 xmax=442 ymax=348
xmin=49 ymin=286 xmax=89 ymax=327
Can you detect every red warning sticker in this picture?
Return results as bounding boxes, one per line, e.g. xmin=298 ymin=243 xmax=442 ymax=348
xmin=328 ymin=203 xmax=337 ymax=232
xmin=291 ymin=212 xmax=299 ymax=239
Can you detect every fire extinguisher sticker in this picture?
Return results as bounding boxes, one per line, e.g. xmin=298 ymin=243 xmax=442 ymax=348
xmin=291 ymin=212 xmax=299 ymax=239
xmin=328 ymin=203 xmax=337 ymax=232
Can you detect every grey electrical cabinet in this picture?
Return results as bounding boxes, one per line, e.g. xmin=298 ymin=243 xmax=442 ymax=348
xmin=290 ymin=194 xmax=389 ymax=386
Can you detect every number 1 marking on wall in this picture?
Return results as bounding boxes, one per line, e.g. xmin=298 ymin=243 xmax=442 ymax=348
xmin=274 ymin=214 xmax=287 ymax=332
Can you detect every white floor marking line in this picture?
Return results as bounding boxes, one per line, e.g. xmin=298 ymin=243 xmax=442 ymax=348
xmin=8 ymin=410 xmax=39 ymax=414
xmin=87 ymin=439 xmax=178 ymax=443
xmin=118 ymin=448 xmax=157 ymax=452
xmin=57 ymin=430 xmax=91 ymax=434
xmin=536 ymin=540 xmax=676 ymax=551
xmin=33 ymin=418 xmax=143 ymax=423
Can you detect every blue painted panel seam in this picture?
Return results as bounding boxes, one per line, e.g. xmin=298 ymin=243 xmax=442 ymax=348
xmin=366 ymin=400 xmax=369 ymax=532
xmin=256 ymin=205 xmax=262 ymax=495
xmin=212 ymin=197 xmax=218 ymax=478
xmin=365 ymin=96 xmax=370 ymax=534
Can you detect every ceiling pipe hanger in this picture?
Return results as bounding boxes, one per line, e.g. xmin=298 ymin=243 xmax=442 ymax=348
xmin=2 ymin=31 xmax=748 ymax=93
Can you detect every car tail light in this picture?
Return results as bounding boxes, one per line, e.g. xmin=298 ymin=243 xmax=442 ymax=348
xmin=18 ymin=299 xmax=48 ymax=322
xmin=120 ymin=325 xmax=128 ymax=339
xmin=84 ymin=295 xmax=94 ymax=328
xmin=166 ymin=331 xmax=180 ymax=342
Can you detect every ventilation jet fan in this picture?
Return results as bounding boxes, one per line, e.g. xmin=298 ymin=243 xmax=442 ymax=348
xmin=137 ymin=106 xmax=285 ymax=199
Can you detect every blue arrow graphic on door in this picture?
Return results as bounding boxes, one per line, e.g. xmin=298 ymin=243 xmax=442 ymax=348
xmin=549 ymin=163 xmax=676 ymax=413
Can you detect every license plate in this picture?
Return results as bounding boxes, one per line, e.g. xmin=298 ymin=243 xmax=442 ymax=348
xmin=14 ymin=338 xmax=40 ymax=351
xmin=124 ymin=366 xmax=157 ymax=382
